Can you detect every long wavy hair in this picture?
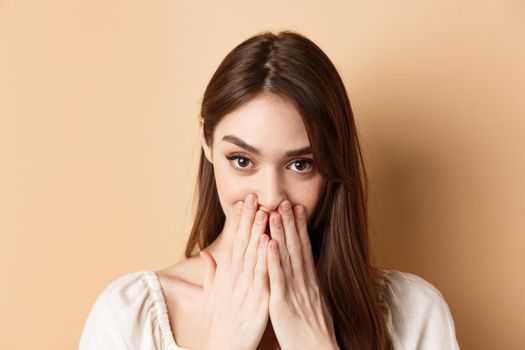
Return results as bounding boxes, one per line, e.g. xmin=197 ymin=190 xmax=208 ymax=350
xmin=184 ymin=30 xmax=392 ymax=349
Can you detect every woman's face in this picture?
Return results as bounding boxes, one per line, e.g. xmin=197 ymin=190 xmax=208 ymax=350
xmin=200 ymin=92 xmax=326 ymax=232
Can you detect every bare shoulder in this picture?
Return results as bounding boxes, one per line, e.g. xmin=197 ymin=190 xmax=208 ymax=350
xmin=156 ymin=255 xmax=203 ymax=286
xmin=155 ymin=255 xmax=204 ymax=308
xmin=154 ymin=256 xmax=206 ymax=348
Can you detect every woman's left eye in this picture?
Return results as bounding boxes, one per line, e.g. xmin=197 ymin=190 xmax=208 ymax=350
xmin=225 ymin=154 xmax=314 ymax=174
xmin=289 ymin=159 xmax=314 ymax=173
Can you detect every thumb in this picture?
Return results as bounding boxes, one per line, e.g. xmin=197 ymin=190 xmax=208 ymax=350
xmin=199 ymin=250 xmax=216 ymax=293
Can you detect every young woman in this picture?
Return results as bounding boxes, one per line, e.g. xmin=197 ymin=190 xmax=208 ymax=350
xmin=79 ymin=31 xmax=459 ymax=350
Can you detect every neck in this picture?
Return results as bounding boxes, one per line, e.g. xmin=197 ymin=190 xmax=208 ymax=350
xmin=202 ymin=228 xmax=230 ymax=266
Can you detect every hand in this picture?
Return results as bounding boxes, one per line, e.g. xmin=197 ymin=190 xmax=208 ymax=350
xmin=199 ymin=194 xmax=271 ymax=350
xmin=266 ymin=200 xmax=338 ymax=350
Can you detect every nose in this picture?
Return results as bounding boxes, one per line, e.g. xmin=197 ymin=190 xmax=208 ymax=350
xmin=255 ymin=169 xmax=287 ymax=214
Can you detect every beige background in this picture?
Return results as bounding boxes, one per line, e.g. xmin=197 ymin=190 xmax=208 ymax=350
xmin=1 ymin=1 xmax=523 ymax=349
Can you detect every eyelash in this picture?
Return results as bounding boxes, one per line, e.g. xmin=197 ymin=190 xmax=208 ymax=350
xmin=225 ymin=154 xmax=314 ymax=174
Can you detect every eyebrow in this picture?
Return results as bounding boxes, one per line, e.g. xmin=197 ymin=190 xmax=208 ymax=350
xmin=221 ymin=135 xmax=312 ymax=157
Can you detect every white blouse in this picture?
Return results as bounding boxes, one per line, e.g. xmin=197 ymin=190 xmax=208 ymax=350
xmin=78 ymin=269 xmax=460 ymax=349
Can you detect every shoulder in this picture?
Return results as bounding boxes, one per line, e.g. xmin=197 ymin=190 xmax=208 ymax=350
xmin=84 ymin=270 xmax=157 ymax=321
xmin=376 ymin=269 xmax=460 ymax=349
xmin=78 ymin=270 xmax=175 ymax=350
xmin=377 ymin=269 xmax=447 ymax=311
xmin=157 ymin=256 xmax=203 ymax=288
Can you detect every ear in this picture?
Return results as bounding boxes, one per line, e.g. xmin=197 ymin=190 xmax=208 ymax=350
xmin=199 ymin=117 xmax=213 ymax=164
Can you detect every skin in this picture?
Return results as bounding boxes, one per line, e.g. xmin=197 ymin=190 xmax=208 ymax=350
xmin=200 ymin=92 xmax=326 ymax=262
xmin=198 ymin=92 xmax=339 ymax=349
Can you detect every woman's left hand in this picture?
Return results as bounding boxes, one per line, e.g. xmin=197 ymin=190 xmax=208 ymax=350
xmin=267 ymin=200 xmax=339 ymax=350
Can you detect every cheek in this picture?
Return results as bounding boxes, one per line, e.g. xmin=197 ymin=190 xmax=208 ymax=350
xmin=213 ymin=165 xmax=246 ymax=215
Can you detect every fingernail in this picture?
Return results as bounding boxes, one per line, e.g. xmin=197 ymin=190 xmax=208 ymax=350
xmin=281 ymin=200 xmax=291 ymax=212
xmin=235 ymin=201 xmax=244 ymax=214
xmin=272 ymin=214 xmax=282 ymax=228
xmin=294 ymin=205 xmax=303 ymax=217
xmin=256 ymin=210 xmax=265 ymax=222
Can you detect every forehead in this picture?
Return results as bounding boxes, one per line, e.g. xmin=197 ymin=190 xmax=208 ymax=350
xmin=214 ymin=93 xmax=310 ymax=150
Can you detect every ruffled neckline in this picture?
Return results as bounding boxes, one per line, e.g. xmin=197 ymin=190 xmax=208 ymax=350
xmin=141 ymin=270 xmax=186 ymax=350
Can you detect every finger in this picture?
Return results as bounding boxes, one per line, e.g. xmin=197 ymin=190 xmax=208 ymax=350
xmin=267 ymin=240 xmax=286 ymax=300
xmin=293 ymin=204 xmax=317 ymax=284
xmin=244 ymin=209 xmax=267 ymax=275
xmin=253 ymin=233 xmax=269 ymax=293
xmin=232 ymin=194 xmax=258 ymax=268
xmin=199 ymin=250 xmax=216 ymax=297
xmin=278 ymin=200 xmax=305 ymax=283
xmin=269 ymin=213 xmax=293 ymax=282
xmin=223 ymin=201 xmax=244 ymax=268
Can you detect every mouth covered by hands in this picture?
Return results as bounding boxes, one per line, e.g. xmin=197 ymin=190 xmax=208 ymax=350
xmin=199 ymin=193 xmax=338 ymax=350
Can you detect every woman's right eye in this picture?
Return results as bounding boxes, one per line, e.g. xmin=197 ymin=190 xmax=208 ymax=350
xmin=225 ymin=154 xmax=254 ymax=170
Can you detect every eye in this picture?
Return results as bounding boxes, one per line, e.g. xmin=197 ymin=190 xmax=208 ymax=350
xmin=225 ymin=153 xmax=315 ymax=175
xmin=225 ymin=154 xmax=255 ymax=170
xmin=288 ymin=159 xmax=314 ymax=173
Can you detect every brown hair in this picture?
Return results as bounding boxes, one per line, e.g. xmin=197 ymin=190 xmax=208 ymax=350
xmin=184 ymin=30 xmax=391 ymax=349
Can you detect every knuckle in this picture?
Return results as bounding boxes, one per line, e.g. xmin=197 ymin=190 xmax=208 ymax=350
xmin=289 ymin=240 xmax=301 ymax=250
xmin=283 ymin=213 xmax=293 ymax=223
xmin=295 ymin=292 xmax=307 ymax=307
xmin=253 ymin=217 xmax=265 ymax=228
xmin=291 ymin=256 xmax=303 ymax=269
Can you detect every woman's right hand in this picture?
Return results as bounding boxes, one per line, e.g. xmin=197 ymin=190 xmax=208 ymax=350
xmin=199 ymin=193 xmax=270 ymax=350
